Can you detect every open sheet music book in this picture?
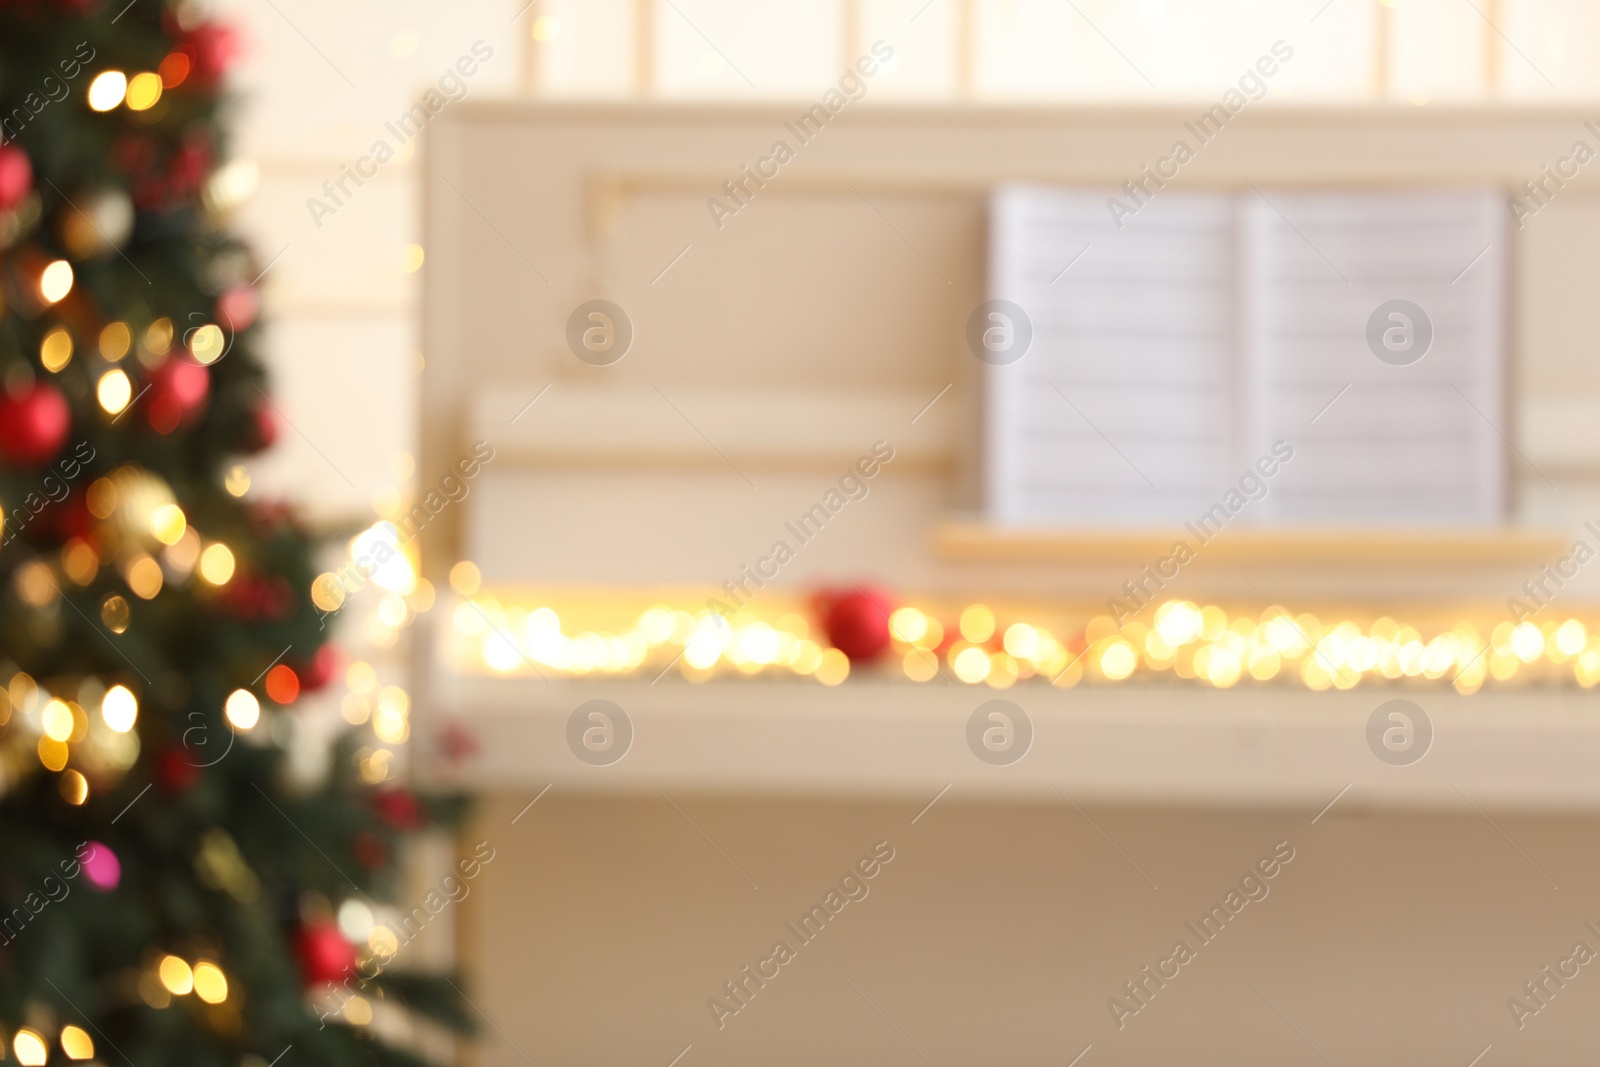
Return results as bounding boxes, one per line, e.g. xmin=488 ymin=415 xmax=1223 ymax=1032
xmin=984 ymin=184 xmax=1506 ymax=528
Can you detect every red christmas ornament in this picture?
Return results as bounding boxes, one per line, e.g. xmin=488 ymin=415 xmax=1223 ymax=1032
xmin=373 ymin=788 xmax=422 ymax=831
xmin=297 ymin=643 xmax=342 ymax=692
xmin=45 ymin=492 xmax=93 ymax=542
xmin=435 ymin=720 xmax=480 ymax=766
xmin=0 ymin=383 xmax=70 ymax=466
xmin=167 ymin=137 xmax=212 ymax=197
xmin=145 ymin=357 xmax=210 ymax=434
xmin=178 ymin=23 xmax=239 ymax=88
xmin=249 ymin=500 xmax=296 ymax=534
xmin=243 ymin=403 xmax=276 ymax=454
xmin=0 ymin=144 xmax=32 ymax=211
xmin=294 ymin=921 xmax=358 ymax=986
xmin=353 ymin=831 xmax=388 ymax=870
xmin=218 ymin=574 xmax=294 ymax=621
xmin=154 ymin=746 xmax=201 ymax=793
xmin=130 ymin=175 xmax=168 ymax=211
xmin=112 ymin=134 xmax=157 ymax=176
xmin=820 ymin=586 xmax=897 ymax=663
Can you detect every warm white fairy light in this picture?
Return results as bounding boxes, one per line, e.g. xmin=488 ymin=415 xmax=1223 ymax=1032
xmin=13 ymin=1030 xmax=47 ymax=1066
xmin=445 ymin=584 xmax=1600 ymax=695
xmin=87 ymin=71 xmax=128 ymax=111
xmin=101 ymin=685 xmax=138 ymax=732
xmin=39 ymin=260 xmax=73 ymax=303
xmin=224 ymin=689 xmax=260 ymax=730
xmin=351 ymin=522 xmax=417 ymax=594
xmin=98 ymin=368 xmax=133 ymax=414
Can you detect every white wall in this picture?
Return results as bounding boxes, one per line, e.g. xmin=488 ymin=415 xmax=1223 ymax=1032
xmin=215 ymin=0 xmax=524 ymax=520
xmin=465 ymin=792 xmax=1600 ymax=1067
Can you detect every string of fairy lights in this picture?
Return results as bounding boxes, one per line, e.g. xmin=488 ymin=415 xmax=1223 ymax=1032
xmin=441 ymin=582 xmax=1600 ymax=694
xmin=14 ymin=489 xmax=1598 ymax=826
xmin=0 ymin=649 xmax=408 ymax=801
xmin=296 ymin=529 xmax=1600 ymax=694
xmin=9 ymin=517 xmax=1594 ymax=1053
xmin=11 ymin=490 xmax=1596 ymax=1027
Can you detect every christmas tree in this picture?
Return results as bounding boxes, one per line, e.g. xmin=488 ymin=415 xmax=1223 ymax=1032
xmin=0 ymin=4 xmax=470 ymax=1067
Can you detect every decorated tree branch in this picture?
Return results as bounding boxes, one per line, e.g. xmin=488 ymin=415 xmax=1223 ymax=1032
xmin=0 ymin=4 xmax=470 ymax=1066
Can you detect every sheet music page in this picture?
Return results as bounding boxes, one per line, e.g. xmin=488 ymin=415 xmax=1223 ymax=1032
xmin=985 ymin=184 xmax=1238 ymax=525
xmin=1240 ymin=189 xmax=1506 ymax=525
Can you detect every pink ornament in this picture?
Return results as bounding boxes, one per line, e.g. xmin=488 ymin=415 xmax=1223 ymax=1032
xmin=144 ymin=357 xmax=210 ymax=434
xmin=82 ymin=841 xmax=120 ymax=891
xmin=243 ymin=403 xmax=276 ymax=454
xmin=0 ymin=382 xmax=70 ymax=466
xmin=181 ymin=23 xmax=240 ymax=88
xmin=216 ymin=285 xmax=259 ymax=331
xmin=0 ymin=145 xmax=32 ymax=211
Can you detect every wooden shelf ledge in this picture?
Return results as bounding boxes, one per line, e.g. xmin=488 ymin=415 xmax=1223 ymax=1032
xmin=932 ymin=522 xmax=1571 ymax=566
xmin=418 ymin=675 xmax=1600 ymax=811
